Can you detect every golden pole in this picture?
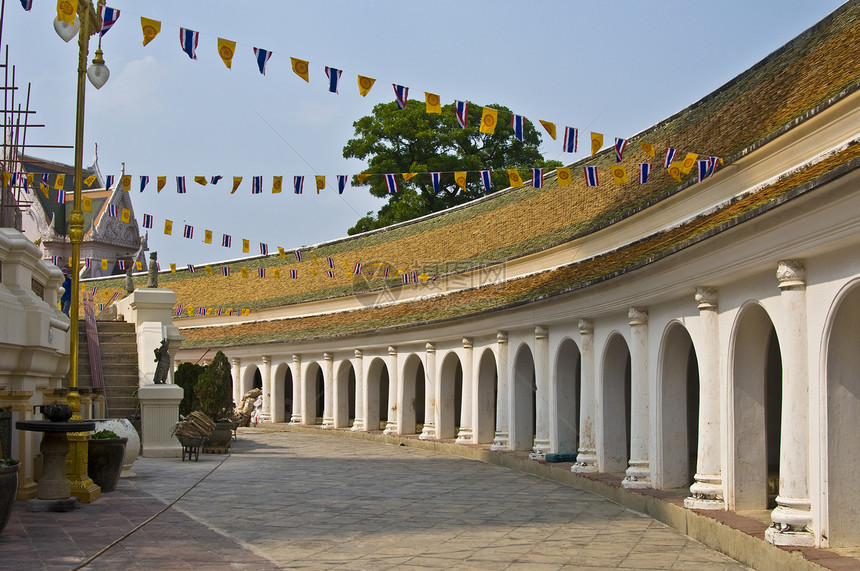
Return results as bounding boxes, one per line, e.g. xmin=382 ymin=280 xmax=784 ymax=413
xmin=65 ymin=0 xmax=102 ymax=503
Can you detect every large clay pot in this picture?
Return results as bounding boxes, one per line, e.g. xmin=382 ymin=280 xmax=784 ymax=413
xmin=92 ymin=419 xmax=140 ymax=477
xmin=87 ymin=437 xmax=127 ymax=493
xmin=0 ymin=462 xmax=19 ymax=535
xmin=202 ymin=421 xmax=234 ymax=453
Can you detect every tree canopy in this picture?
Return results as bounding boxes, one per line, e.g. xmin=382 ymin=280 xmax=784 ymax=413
xmin=343 ymin=101 xmax=561 ymax=235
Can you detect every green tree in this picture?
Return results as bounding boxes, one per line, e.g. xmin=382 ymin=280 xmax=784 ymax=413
xmin=194 ymin=351 xmax=235 ymax=421
xmin=174 ymin=362 xmax=205 ymax=417
xmin=343 ymin=101 xmax=561 ymax=234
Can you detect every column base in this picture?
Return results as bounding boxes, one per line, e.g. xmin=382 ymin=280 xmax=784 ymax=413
xmin=765 ymin=526 xmax=815 ymax=547
xmin=289 ymin=415 xmax=302 ymax=425
xmin=321 ymin=417 xmax=335 ymax=430
xmin=490 ymin=431 xmax=509 ymax=451
xmin=622 ymin=460 xmax=651 ymax=489
xmin=16 ymin=479 xmax=38 ymax=500
xmin=685 ymin=477 xmax=724 ymax=509
xmin=530 ymin=439 xmax=550 ymax=460
xmin=455 ymin=428 xmax=473 ymax=444
xmin=419 ymin=423 xmax=436 ymax=440
xmin=572 ymin=449 xmax=597 ymax=473
xmin=26 ymin=497 xmax=81 ymax=513
xmin=684 ymin=496 xmax=725 ymax=510
xmin=350 ymin=419 xmax=365 ymax=432
xmin=69 ymin=477 xmax=101 ymax=503
xmin=383 ymin=421 xmax=397 ymax=435
xmin=765 ymin=499 xmax=814 ymax=546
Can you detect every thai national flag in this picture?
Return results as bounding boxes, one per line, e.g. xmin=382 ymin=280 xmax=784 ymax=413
xmin=222 ymin=234 xmax=232 ymax=248
xmin=222 ymin=266 xmax=230 ymax=276
xmin=9 ymin=172 xmax=17 ymax=187
xmin=99 ymin=6 xmax=120 ymax=37
xmin=327 ymin=256 xmax=334 ymax=269
xmin=175 ymin=305 xmax=183 ymax=316
xmin=326 ymin=270 xmax=334 ymax=278
xmin=325 ymin=66 xmax=342 ymax=93
xmin=384 ymin=174 xmax=399 ymax=194
xmin=51 ymin=256 xmax=59 ymax=265
xmin=117 ymin=260 xmax=126 ymax=270
xmin=187 ymin=264 xmax=195 ymax=273
xmin=294 ymin=249 xmax=302 ymax=262
xmin=614 ymin=138 xmax=627 ymax=163
xmin=294 ymin=176 xmax=304 ymax=194
xmin=142 ymin=213 xmax=153 ymax=228
xmin=253 ymin=47 xmax=272 ymax=75
xmin=176 ymin=176 xmax=186 ymax=193
xmin=431 ymin=172 xmax=441 ymax=194
xmin=260 ymin=243 xmax=269 ymax=255
xmin=584 ymin=166 xmax=599 ymax=187
xmin=179 ymin=28 xmax=199 ymax=60
xmin=697 ymin=160 xmax=712 ymax=183
xmin=353 ymin=262 xmax=362 ymax=274
xmin=639 ymin=163 xmax=652 ymax=184
xmin=183 ymin=225 xmax=193 ymax=239
xmin=454 ymin=100 xmax=468 ymax=128
xmin=139 ymin=176 xmax=149 ymax=192
xmin=337 ymin=175 xmax=348 ymax=194
xmin=511 ymin=114 xmax=525 ymax=142
xmin=252 ymin=176 xmax=262 ymax=194
xmin=258 ymin=268 xmax=265 ymax=278
xmin=19 ymin=0 xmax=32 ymax=11
xmin=108 ymin=204 xmax=118 ymax=217
xmin=197 ymin=307 xmax=206 ymax=316
xmin=393 ymin=84 xmax=409 ymax=109
xmin=532 ymin=168 xmax=543 ymax=189
xmin=480 ymin=170 xmax=492 ymax=192
xmin=664 ymin=147 xmax=677 ymax=169
xmin=290 ymin=269 xmax=297 ymax=279
xmin=210 ymin=175 xmax=223 ymax=185
xmin=383 ymin=266 xmax=390 ymax=278
xmin=563 ymin=127 xmax=578 ymax=153
xmin=105 ymin=174 xmax=114 ymax=189
xmin=85 ymin=258 xmax=92 ymax=268
xmin=56 ymin=187 xmax=66 ymax=204
xmin=90 ymin=285 xmax=97 ymax=296
xmin=709 ymin=156 xmax=720 ymax=177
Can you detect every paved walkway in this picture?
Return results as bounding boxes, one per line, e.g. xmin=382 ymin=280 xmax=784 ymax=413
xmin=2 ymin=429 xmax=750 ymax=570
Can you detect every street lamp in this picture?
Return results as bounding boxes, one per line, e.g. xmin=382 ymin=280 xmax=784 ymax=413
xmin=54 ymin=0 xmax=108 ymax=503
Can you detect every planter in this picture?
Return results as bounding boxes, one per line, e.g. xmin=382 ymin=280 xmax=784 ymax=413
xmin=202 ymin=422 xmax=234 ymax=454
xmin=0 ymin=462 xmax=19 ymax=535
xmin=93 ymin=419 xmax=140 ymax=477
xmin=87 ymin=438 xmax=127 ymax=493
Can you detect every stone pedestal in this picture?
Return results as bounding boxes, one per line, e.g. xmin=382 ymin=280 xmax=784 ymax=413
xmin=115 ymin=288 xmax=183 ymax=386
xmin=139 ymin=384 xmax=183 ymax=458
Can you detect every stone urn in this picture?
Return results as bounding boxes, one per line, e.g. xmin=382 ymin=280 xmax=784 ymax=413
xmin=87 ymin=437 xmax=127 ymax=493
xmin=92 ymin=419 xmax=140 ymax=477
xmin=0 ymin=461 xmax=19 ymax=535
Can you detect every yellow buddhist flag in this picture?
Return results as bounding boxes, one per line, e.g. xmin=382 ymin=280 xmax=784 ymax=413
xmin=26 ymin=173 xmax=34 ymax=189
xmin=312 ymin=253 xmax=319 ymax=264
xmin=454 ymin=172 xmax=467 ymax=190
xmin=402 ymin=173 xmax=417 ymax=182
xmin=164 ymin=220 xmax=173 ymax=235
xmin=556 ymin=167 xmax=572 ymax=186
xmin=156 ymin=176 xmax=166 ymax=192
xmin=169 ymin=263 xmax=177 ymax=273
xmin=611 ymin=165 xmax=628 ymax=184
xmin=120 ymin=208 xmax=131 ymax=223
xmin=40 ymin=182 xmax=49 ymax=198
xmin=2 ymin=171 xmax=12 ymax=187
xmin=204 ymin=230 xmax=213 ymax=244
xmin=217 ymin=38 xmax=236 ymax=69
xmin=480 ymin=107 xmax=498 ymax=134
xmin=241 ymin=267 xmax=248 ymax=278
xmin=84 ymin=174 xmax=97 ymax=186
xmin=186 ymin=306 xmax=193 ymax=315
xmin=231 ymin=177 xmax=242 ymax=194
xmin=56 ymin=0 xmax=76 ymax=24
xmin=418 ymin=273 xmax=430 ymax=282
xmin=242 ymin=239 xmax=249 ymax=253
xmin=206 ymin=308 xmax=213 ymax=316
xmin=355 ymin=174 xmax=371 ymax=184
xmin=680 ymin=153 xmax=699 ymax=174
xmin=539 ymin=120 xmax=557 ymax=140
xmin=425 ymin=92 xmax=441 ymax=113
xmin=310 ymin=269 xmax=317 ymax=276
xmin=507 ymin=169 xmax=524 ymax=187
xmin=140 ymin=17 xmax=161 ymax=46
xmin=121 ymin=174 xmax=131 ymax=191
xmin=668 ymin=162 xmax=683 ymax=182
xmin=241 ymin=309 xmax=250 ymax=316
xmin=278 ymin=247 xmax=285 ymax=259
xmin=54 ymin=174 xmax=66 ymax=190
xmin=273 ymin=268 xmax=281 ymax=279
xmin=136 ymin=261 xmax=143 ymax=271
xmin=101 ymin=259 xmax=108 ymax=270
xmin=315 ymin=176 xmax=325 ymax=193
xmin=290 ymin=57 xmax=310 ymax=82
xmin=82 ymin=196 xmax=92 ymax=212
xmin=638 ymin=142 xmax=655 ymax=157
xmin=357 ymin=75 xmax=375 ymax=97
xmin=205 ymin=265 xmax=213 ymax=275
xmin=272 ymin=176 xmax=282 ymax=194
xmin=194 ymin=176 xmax=207 ymax=186
xmin=590 ymin=132 xmax=603 ymax=156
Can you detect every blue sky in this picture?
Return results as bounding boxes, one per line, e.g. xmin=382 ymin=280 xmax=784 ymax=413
xmin=4 ymin=0 xmax=847 ymax=266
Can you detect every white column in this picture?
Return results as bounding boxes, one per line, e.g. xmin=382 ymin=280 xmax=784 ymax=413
xmin=383 ymin=346 xmax=398 ymax=435
xmin=491 ymin=331 xmax=510 ymax=450
xmin=351 ymin=350 xmax=365 ymax=431
xmin=573 ymin=319 xmax=597 ymax=473
xmin=531 ymin=325 xmax=551 ymax=459
xmin=766 ymin=260 xmax=814 ymax=546
xmin=230 ymin=357 xmax=241 ymax=409
xmin=420 ymin=343 xmax=437 ymax=440
xmin=271 ymin=359 xmax=284 ymax=423
xmin=289 ymin=354 xmax=303 ymax=425
xmin=456 ymin=338 xmax=475 ymax=444
xmin=261 ymin=356 xmax=272 ymax=423
xmin=686 ymin=287 xmax=724 ymax=509
xmin=624 ymin=307 xmax=651 ymax=489
xmin=321 ymin=353 xmax=335 ymax=429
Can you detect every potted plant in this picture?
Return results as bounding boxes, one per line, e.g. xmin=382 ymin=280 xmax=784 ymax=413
xmin=87 ymin=429 xmax=128 ymax=493
xmin=175 ymin=362 xmax=205 ymax=417
xmin=194 ymin=351 xmax=236 ymax=453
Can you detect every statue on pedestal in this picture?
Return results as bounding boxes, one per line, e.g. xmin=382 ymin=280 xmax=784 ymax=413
xmin=153 ymin=338 xmax=170 ymax=384
xmin=147 ymin=252 xmax=158 ymax=288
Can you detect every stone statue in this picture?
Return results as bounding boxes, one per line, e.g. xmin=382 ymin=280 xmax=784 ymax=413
xmin=147 ymin=252 xmax=158 ymax=288
xmin=124 ymin=266 xmax=134 ymax=296
xmin=152 ymin=338 xmax=170 ymax=384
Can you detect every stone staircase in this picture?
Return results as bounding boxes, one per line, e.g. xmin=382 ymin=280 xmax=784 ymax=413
xmin=78 ymin=320 xmax=139 ymax=420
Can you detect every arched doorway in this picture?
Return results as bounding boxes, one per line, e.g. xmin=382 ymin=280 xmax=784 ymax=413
xmin=366 ymin=357 xmax=389 ymax=431
xmin=825 ymin=283 xmax=860 ymax=546
xmin=304 ymin=362 xmax=323 ymax=426
xmin=600 ymin=333 xmax=631 ymax=473
xmin=555 ymin=338 xmax=581 ymax=455
xmin=732 ymin=303 xmax=782 ymax=511
xmin=659 ymin=323 xmax=699 ymax=489
xmin=438 ymin=352 xmax=462 ymax=439
xmin=334 ymin=361 xmax=356 ymax=428
xmin=476 ymin=348 xmax=497 ymax=444
xmin=283 ymin=365 xmax=293 ymax=420
xmin=512 ymin=344 xmax=536 ymax=451
xmin=401 ymin=354 xmax=425 ymax=434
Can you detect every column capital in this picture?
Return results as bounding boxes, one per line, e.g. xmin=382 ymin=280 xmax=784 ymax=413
xmin=695 ymin=287 xmax=718 ymax=310
xmin=292 ymin=354 xmax=301 ymax=364
xmin=462 ymin=337 xmax=473 ymax=349
xmin=496 ymin=331 xmax=508 ymax=344
xmin=354 ymin=349 xmax=363 ymax=359
xmin=261 ymin=355 xmax=270 ymax=365
xmin=534 ymin=325 xmax=548 ymax=339
xmin=425 ymin=342 xmax=435 ymax=353
xmin=578 ymin=318 xmax=594 ymax=334
xmin=628 ymin=306 xmax=649 ymax=325
xmin=777 ymin=259 xmax=806 ymax=289
xmin=230 ymin=357 xmax=241 ymax=367
xmin=388 ymin=346 xmax=397 ymax=357
xmin=324 ymin=352 xmax=333 ymax=362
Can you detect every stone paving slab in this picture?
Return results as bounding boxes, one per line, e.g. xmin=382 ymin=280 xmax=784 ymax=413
xmin=1 ymin=429 xmax=752 ymax=570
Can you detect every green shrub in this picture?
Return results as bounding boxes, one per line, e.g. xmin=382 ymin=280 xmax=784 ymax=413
xmin=175 ymin=362 xmax=205 ymax=417
xmin=194 ymin=351 xmax=235 ymax=421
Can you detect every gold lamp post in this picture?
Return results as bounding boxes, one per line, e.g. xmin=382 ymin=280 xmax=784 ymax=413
xmin=54 ymin=0 xmax=110 ymax=503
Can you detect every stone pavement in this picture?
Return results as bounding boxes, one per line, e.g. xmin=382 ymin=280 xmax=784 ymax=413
xmin=1 ymin=428 xmax=752 ymax=570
